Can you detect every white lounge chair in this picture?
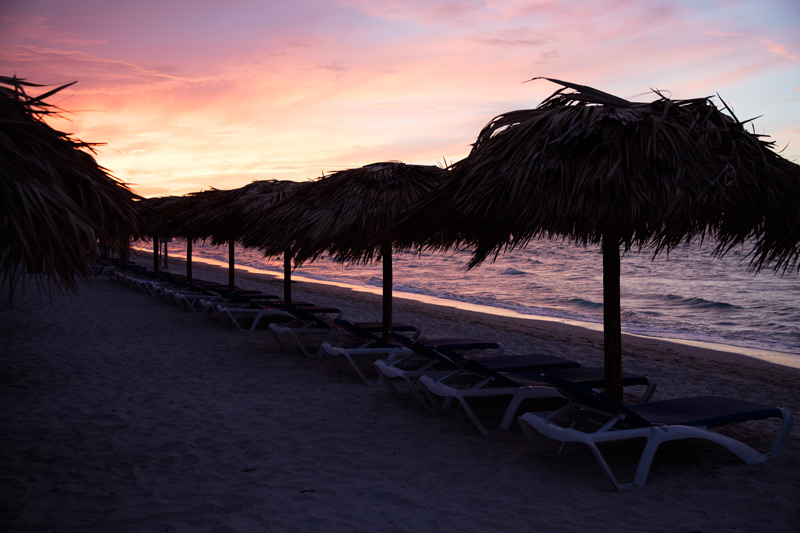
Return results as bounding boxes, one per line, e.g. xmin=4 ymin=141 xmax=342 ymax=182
xmin=518 ymin=375 xmax=794 ymax=491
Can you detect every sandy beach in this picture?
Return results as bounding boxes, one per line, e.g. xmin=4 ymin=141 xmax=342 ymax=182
xmin=2 ymin=255 xmax=799 ymax=532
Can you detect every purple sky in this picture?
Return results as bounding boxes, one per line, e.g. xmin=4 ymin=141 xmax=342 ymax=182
xmin=2 ymin=0 xmax=798 ymax=196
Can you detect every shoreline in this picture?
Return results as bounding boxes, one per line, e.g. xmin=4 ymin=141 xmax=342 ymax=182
xmin=139 ymin=248 xmax=800 ymax=371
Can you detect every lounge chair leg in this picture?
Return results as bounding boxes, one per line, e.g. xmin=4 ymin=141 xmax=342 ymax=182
xmin=345 ymin=354 xmax=374 ymax=386
xmin=381 ymin=378 xmax=399 ymax=394
xmin=409 ymin=381 xmax=438 ymax=411
xmin=423 ymin=385 xmax=454 ymax=414
xmin=632 ymin=428 xmax=668 ymax=487
xmin=769 ymin=409 xmax=794 ymax=459
xmin=638 ymin=380 xmax=657 ymax=403
xmin=587 ymin=442 xmax=626 ymax=492
xmin=500 ymin=388 xmax=553 ymax=430
xmin=457 ymin=398 xmax=490 ymax=437
xmin=519 ymin=418 xmax=548 ymax=456
xmin=500 ymin=393 xmax=525 ymax=430
xmin=441 ymin=396 xmax=455 ymax=412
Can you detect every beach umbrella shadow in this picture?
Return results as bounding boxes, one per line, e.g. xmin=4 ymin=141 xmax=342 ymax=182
xmin=391 ymin=78 xmax=800 ymax=400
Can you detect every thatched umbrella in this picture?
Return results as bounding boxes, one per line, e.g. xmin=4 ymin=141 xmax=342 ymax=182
xmin=137 ymin=195 xmax=194 ymax=275
xmin=138 ymin=189 xmax=232 ymax=279
xmin=1 ymin=75 xmax=142 ymax=297
xmin=392 ymin=78 xmax=800 ymax=400
xmin=241 ymin=162 xmax=447 ymax=338
xmin=201 ymin=179 xmax=300 ymax=291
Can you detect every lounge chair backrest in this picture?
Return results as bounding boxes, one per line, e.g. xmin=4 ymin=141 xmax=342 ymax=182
xmin=187 ymin=281 xmax=226 ymax=295
xmin=389 ymin=331 xmax=433 ymax=354
xmin=390 ymin=332 xmax=518 ymax=387
xmin=542 ymin=374 xmax=652 ymax=427
xmin=334 ymin=319 xmax=394 ymax=348
xmin=218 ymin=288 xmax=273 ymax=303
xmin=285 ymin=305 xmax=336 ymax=328
xmin=445 ymin=349 xmax=521 ymax=387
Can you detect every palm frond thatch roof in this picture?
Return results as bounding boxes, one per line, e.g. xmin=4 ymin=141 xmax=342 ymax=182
xmin=1 ymin=75 xmax=142 ymax=296
xmin=241 ymin=162 xmax=447 ymax=264
xmin=240 ymin=161 xmax=447 ymax=339
xmin=394 ymin=77 xmax=800 ymax=273
xmin=139 ymin=179 xmax=301 ymax=246
xmin=137 ymin=194 xmax=190 ymax=237
xmin=203 ymin=179 xmax=302 ymax=245
xmin=138 ymin=188 xmax=225 ymax=242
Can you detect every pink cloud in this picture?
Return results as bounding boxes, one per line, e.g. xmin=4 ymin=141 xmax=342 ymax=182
xmin=707 ymin=31 xmax=800 ymax=62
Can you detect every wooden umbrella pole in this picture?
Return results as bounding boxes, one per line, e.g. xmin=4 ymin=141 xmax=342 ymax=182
xmin=283 ymin=250 xmax=292 ymax=305
xmin=153 ymin=234 xmax=160 ymax=273
xmin=186 ymin=239 xmax=193 ymax=281
xmin=602 ymin=231 xmax=623 ymax=401
xmin=382 ymin=242 xmax=393 ymax=341
xmin=228 ymin=238 xmax=235 ymax=289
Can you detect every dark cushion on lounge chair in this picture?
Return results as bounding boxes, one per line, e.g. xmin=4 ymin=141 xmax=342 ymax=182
xmin=628 ymin=396 xmax=784 ymax=428
xmin=506 ymin=367 xmax=650 ymax=389
xmin=543 ymin=374 xmax=782 ymax=428
xmin=472 ymin=353 xmax=580 ymax=371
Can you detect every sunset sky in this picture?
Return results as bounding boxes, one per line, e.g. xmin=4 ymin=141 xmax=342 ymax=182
xmin=2 ymin=0 xmax=798 ymax=198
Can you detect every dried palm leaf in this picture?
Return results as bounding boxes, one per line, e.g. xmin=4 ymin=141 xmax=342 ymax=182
xmin=1 ymin=76 xmax=142 ymax=298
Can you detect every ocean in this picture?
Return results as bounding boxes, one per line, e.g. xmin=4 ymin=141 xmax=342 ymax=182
xmin=147 ymin=238 xmax=800 ymax=368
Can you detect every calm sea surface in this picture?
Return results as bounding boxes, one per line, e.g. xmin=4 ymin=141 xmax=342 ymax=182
xmin=148 ymin=238 xmax=800 ymax=367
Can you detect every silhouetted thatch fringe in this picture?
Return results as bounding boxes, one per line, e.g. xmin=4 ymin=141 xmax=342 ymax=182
xmin=203 ymin=180 xmax=301 ymax=246
xmin=139 ymin=180 xmax=301 ymax=246
xmin=138 ymin=195 xmax=189 ymax=237
xmin=1 ymin=76 xmax=142 ymax=298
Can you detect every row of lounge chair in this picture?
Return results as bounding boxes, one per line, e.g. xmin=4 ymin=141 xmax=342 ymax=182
xmin=102 ymin=261 xmax=794 ymax=491
xmin=367 ymin=326 xmax=792 ymax=490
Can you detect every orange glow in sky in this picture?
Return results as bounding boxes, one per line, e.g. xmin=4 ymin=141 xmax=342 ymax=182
xmin=2 ymin=0 xmax=798 ymax=197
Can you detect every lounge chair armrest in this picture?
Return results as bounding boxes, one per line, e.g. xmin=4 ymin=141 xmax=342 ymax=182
xmin=320 ymin=343 xmax=407 ymax=357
